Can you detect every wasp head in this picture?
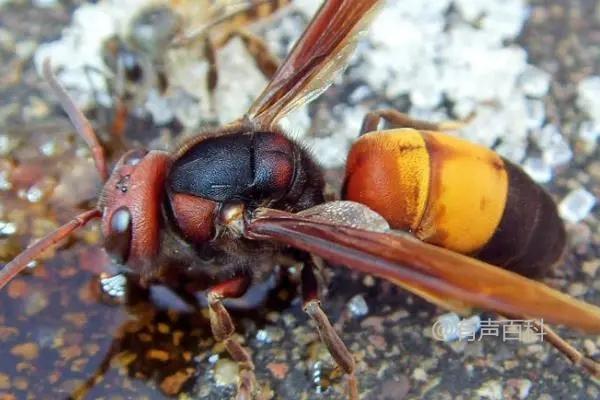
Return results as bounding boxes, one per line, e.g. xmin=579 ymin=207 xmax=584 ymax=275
xmin=99 ymin=149 xmax=171 ymax=270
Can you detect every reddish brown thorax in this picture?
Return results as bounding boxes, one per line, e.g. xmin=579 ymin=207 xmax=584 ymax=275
xmin=99 ymin=149 xmax=171 ymax=267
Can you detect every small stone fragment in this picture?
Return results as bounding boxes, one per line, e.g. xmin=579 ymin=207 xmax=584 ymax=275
xmin=0 ymin=327 xmax=18 ymax=342
xmin=266 ymin=362 xmax=289 ymax=380
xmin=60 ymin=345 xmax=82 ymax=361
xmin=378 ymin=375 xmax=410 ymax=400
xmin=0 ymin=221 xmax=16 ymax=237
xmin=0 ymin=373 xmax=10 ymax=390
xmin=160 ymin=369 xmax=193 ymax=396
xmin=505 ymin=378 xmax=532 ymax=400
xmin=584 ymin=339 xmax=598 ymax=356
xmin=24 ymin=291 xmax=49 ymax=316
xmin=63 ymin=312 xmax=87 ymax=328
xmin=114 ymin=351 xmax=137 ymax=367
xmin=146 ymin=349 xmax=170 ymax=362
xmin=477 ymin=379 xmax=503 ymax=400
xmin=523 ymin=157 xmax=552 ymax=183
xmin=347 ymin=294 xmax=369 ymax=318
xmin=7 ymin=279 xmax=27 ymax=299
xmin=12 ymin=377 xmax=27 ymax=391
xmin=518 ymin=65 xmax=551 ymax=97
xmin=582 ymin=260 xmax=600 ymax=277
xmin=157 ymin=323 xmax=170 ymax=334
xmin=214 ymin=359 xmax=239 ymax=386
xmin=412 ymin=368 xmax=428 ymax=382
xmin=559 ymin=188 xmax=596 ymax=223
xmin=568 ymin=282 xmax=588 ymax=297
xmin=10 ymin=342 xmax=39 ymax=360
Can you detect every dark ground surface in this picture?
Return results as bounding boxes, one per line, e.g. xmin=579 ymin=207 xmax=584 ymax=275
xmin=1 ymin=1 xmax=600 ymax=399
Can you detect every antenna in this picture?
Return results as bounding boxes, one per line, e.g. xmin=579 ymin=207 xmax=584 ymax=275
xmin=43 ymin=59 xmax=109 ymax=180
xmin=0 ymin=209 xmax=101 ymax=290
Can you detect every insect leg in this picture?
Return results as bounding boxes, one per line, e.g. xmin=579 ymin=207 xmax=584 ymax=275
xmin=202 ymin=27 xmax=280 ymax=118
xmin=213 ymin=28 xmax=280 ymax=79
xmin=174 ymin=0 xmax=290 ymax=47
xmin=203 ymin=35 xmax=217 ymax=93
xmin=43 ymin=59 xmax=109 ymax=180
xmin=207 ymin=276 xmax=257 ymax=400
xmin=360 ymin=108 xmax=466 ymax=136
xmin=529 ymin=320 xmax=600 ymax=377
xmin=301 ymin=259 xmax=358 ymax=400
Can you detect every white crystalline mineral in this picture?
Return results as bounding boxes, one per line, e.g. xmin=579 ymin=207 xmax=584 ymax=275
xmin=292 ymin=0 xmax=321 ymax=19
xmin=525 ymin=99 xmax=546 ymax=129
xmin=578 ymin=76 xmax=600 ymax=121
xmin=214 ymin=37 xmax=269 ymax=124
xmin=523 ymin=157 xmax=553 ymax=183
xmin=578 ymin=120 xmax=600 ymax=152
xmin=559 ymin=188 xmax=597 ymax=223
xmin=33 ymin=0 xmax=57 ymax=7
xmin=347 ymin=294 xmax=369 ymax=318
xmin=518 ymin=65 xmax=552 ymax=98
xmin=31 ymin=0 xmax=579 ymax=176
xmin=331 ymin=0 xmax=552 ymax=168
xmin=144 ymin=89 xmax=174 ymax=126
xmin=306 ymin=135 xmax=351 ymax=169
xmin=0 ymin=221 xmax=17 ymax=236
xmin=34 ymin=1 xmax=153 ymax=109
xmin=542 ymin=136 xmax=573 ymax=167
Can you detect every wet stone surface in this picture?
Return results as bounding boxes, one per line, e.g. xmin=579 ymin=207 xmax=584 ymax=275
xmin=0 ymin=1 xmax=599 ymax=400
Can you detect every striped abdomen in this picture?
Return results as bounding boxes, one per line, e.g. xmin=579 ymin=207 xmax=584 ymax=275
xmin=343 ymin=128 xmax=566 ymax=277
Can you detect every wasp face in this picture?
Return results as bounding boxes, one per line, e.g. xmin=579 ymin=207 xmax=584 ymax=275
xmin=100 ymin=149 xmax=171 ymax=269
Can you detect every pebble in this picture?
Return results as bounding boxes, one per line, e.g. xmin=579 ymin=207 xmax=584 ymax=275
xmin=214 ymin=359 xmax=238 ymax=387
xmin=582 ymin=260 xmax=600 ymax=277
xmin=0 ymin=373 xmax=10 ymax=390
xmin=7 ymin=280 xmax=27 ymax=299
xmin=146 ymin=349 xmax=170 ymax=362
xmin=584 ymin=339 xmax=598 ymax=356
xmin=519 ymin=65 xmax=551 ymax=97
xmin=24 ymin=291 xmax=48 ymax=316
xmin=266 ymin=362 xmax=289 ymax=380
xmin=505 ymin=378 xmax=532 ymax=399
xmin=347 ymin=294 xmax=369 ymax=318
xmin=10 ymin=343 xmax=39 ymax=361
xmin=559 ymin=188 xmax=596 ymax=223
xmin=476 ymin=379 xmax=503 ymax=400
xmin=412 ymin=367 xmax=428 ymax=382
xmin=523 ymin=157 xmax=553 ymax=183
xmin=568 ymin=282 xmax=588 ymax=297
xmin=159 ymin=369 xmax=193 ymax=396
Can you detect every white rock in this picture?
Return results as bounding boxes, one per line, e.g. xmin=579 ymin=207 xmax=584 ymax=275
xmin=347 ymin=294 xmax=369 ymax=318
xmin=214 ymin=37 xmax=269 ymax=124
xmin=578 ymin=120 xmax=600 ymax=152
xmin=559 ymin=188 xmax=597 ymax=223
xmin=519 ymin=65 xmax=551 ymax=98
xmin=523 ymin=157 xmax=552 ymax=183
xmin=577 ymin=76 xmax=600 ymax=121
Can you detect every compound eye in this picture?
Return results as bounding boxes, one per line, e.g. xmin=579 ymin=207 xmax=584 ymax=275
xmin=105 ymin=207 xmax=132 ymax=264
xmin=123 ymin=149 xmax=148 ymax=166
